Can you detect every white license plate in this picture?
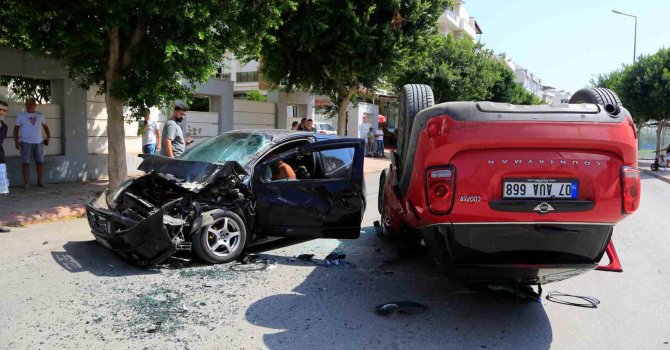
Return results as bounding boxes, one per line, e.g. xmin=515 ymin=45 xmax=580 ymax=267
xmin=503 ymin=179 xmax=577 ymax=199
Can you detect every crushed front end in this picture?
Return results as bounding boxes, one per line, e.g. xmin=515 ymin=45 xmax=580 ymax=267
xmin=86 ymin=157 xmax=251 ymax=266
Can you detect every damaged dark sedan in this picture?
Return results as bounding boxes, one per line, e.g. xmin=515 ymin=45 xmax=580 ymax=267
xmin=86 ymin=130 xmax=366 ymax=266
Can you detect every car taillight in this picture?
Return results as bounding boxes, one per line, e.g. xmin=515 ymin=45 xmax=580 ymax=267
xmin=319 ymin=130 xmax=326 ymax=134
xmin=621 ymin=166 xmax=641 ymax=214
xmin=426 ymin=166 xmax=456 ymax=214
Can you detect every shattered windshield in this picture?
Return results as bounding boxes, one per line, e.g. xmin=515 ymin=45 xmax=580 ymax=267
xmin=179 ymin=133 xmax=272 ymax=166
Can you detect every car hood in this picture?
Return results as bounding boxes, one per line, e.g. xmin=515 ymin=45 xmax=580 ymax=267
xmin=137 ymin=155 xmax=248 ymax=193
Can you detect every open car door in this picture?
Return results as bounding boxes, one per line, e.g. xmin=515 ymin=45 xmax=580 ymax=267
xmin=253 ymin=138 xmax=365 ymax=239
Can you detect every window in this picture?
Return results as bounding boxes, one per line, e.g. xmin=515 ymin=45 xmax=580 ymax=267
xmin=236 ymin=71 xmax=259 ymax=83
xmin=319 ymin=147 xmax=354 ymax=179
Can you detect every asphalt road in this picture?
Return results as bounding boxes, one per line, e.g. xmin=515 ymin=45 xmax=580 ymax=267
xmin=1 ymin=172 xmax=669 ymax=350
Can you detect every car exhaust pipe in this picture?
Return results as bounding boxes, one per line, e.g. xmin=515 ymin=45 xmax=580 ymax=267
xmin=604 ymin=103 xmax=620 ymax=116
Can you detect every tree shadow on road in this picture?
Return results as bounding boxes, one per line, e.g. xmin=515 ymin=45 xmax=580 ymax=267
xmin=244 ymin=226 xmax=553 ymax=350
xmin=51 ymin=240 xmax=159 ymax=277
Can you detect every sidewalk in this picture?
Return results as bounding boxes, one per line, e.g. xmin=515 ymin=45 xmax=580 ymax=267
xmin=0 ymin=153 xmax=391 ymax=227
xmin=639 ymin=159 xmax=670 ymax=184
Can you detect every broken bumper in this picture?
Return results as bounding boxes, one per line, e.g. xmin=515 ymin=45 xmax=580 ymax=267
xmin=86 ymin=191 xmax=177 ymax=266
xmin=420 ymin=223 xmax=613 ymax=285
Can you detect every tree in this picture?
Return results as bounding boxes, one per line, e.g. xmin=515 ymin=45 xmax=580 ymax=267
xmin=594 ymin=48 xmax=670 ymax=152
xmin=1 ymin=1 xmax=290 ymax=188
xmin=392 ymin=34 xmax=543 ymax=105
xmin=261 ymin=0 xmax=449 ymax=136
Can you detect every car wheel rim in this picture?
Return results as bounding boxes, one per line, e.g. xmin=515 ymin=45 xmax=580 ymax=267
xmin=206 ymin=217 xmax=241 ymax=257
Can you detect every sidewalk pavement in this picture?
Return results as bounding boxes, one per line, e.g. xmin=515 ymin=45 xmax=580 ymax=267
xmin=0 ymin=152 xmax=392 ymax=227
xmin=639 ymin=159 xmax=670 ymax=184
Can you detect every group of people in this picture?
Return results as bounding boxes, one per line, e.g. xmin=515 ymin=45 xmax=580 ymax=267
xmin=1 ymin=98 xmax=52 ymax=232
xmin=137 ymin=104 xmax=193 ymax=158
xmin=366 ymin=125 xmax=386 ymax=157
xmin=291 ymin=118 xmax=316 ymax=132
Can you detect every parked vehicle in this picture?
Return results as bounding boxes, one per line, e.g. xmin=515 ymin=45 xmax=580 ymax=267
xmin=314 ymin=122 xmax=337 ymax=135
xmin=378 ymin=85 xmax=640 ymax=286
xmin=87 ymin=130 xmax=365 ymax=266
xmin=650 ymin=149 xmax=670 ymax=171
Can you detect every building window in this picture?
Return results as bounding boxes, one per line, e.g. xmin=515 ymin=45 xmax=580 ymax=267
xmin=236 ymin=71 xmax=259 ymax=83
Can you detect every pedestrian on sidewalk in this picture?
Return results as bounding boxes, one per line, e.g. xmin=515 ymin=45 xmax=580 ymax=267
xmin=137 ymin=108 xmax=160 ymax=155
xmin=366 ymin=127 xmax=376 ymax=157
xmin=161 ymin=104 xmax=192 ymax=158
xmin=0 ymin=100 xmax=11 ymax=232
xmin=13 ymin=98 xmax=50 ymax=188
xmin=375 ymin=125 xmax=385 ymax=157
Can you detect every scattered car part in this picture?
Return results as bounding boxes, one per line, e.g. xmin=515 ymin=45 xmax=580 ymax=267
xmin=546 ymin=291 xmax=600 ymax=308
xmin=375 ymin=301 xmax=428 ymax=316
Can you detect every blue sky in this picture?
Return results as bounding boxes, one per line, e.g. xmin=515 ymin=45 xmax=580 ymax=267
xmin=465 ymin=0 xmax=670 ymax=93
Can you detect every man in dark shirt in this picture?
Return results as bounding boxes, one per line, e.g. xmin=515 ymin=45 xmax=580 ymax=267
xmin=0 ymin=100 xmax=11 ymax=232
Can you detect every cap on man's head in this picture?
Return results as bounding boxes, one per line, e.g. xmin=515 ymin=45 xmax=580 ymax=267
xmin=174 ymin=104 xmax=188 ymax=111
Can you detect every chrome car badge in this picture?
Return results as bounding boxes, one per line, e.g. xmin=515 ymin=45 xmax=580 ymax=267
xmin=533 ymin=202 xmax=555 ymax=214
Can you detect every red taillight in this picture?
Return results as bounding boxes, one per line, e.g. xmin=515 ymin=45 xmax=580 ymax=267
xmin=426 ymin=118 xmax=447 ymax=138
xmin=621 ymin=166 xmax=641 ymax=214
xmin=426 ymin=166 xmax=456 ymax=214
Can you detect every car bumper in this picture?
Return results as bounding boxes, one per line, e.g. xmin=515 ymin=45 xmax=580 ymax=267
xmin=420 ymin=222 xmax=613 ymax=285
xmin=86 ymin=191 xmax=178 ymax=266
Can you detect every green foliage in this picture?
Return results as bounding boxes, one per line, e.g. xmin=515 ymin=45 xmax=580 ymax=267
xmin=0 ymin=76 xmax=52 ymax=103
xmin=391 ymin=34 xmax=543 ymax=105
xmin=0 ymin=0 xmax=291 ymax=113
xmin=592 ymin=48 xmax=670 ymax=127
xmin=246 ymin=90 xmax=267 ymax=102
xmin=261 ymin=0 xmax=450 ymax=134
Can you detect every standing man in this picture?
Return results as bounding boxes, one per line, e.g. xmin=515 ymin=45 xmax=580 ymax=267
xmin=161 ymin=104 xmax=192 ymax=158
xmin=0 ymin=101 xmax=11 ymax=232
xmin=303 ymin=119 xmax=316 ymax=132
xmin=137 ymin=108 xmax=160 ymax=155
xmin=366 ymin=127 xmax=376 ymax=157
xmin=14 ymin=98 xmax=50 ymax=188
xmin=375 ymin=125 xmax=385 ymax=158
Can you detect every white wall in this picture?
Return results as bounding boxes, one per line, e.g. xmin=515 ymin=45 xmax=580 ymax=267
xmin=347 ymin=102 xmax=379 ymax=139
xmin=233 ymin=99 xmax=276 ymax=130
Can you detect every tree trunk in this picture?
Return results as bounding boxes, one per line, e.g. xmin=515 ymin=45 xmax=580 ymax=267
xmin=656 ymin=119 xmax=665 ymax=155
xmin=336 ymin=87 xmax=356 ymax=136
xmin=105 ymin=27 xmax=128 ymax=190
xmin=105 ymin=88 xmax=128 ymax=190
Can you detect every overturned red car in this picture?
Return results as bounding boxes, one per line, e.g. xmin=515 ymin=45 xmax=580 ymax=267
xmin=378 ymin=85 xmax=640 ymax=286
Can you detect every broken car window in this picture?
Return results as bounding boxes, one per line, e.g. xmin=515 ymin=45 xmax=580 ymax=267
xmin=180 ymin=133 xmax=271 ymax=166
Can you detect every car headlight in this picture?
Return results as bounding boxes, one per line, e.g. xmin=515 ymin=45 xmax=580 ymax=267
xmin=110 ymin=179 xmax=135 ymax=204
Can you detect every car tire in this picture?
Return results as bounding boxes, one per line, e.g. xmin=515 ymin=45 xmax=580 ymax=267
xmin=651 ymin=163 xmax=659 ymax=171
xmin=569 ymin=87 xmax=622 ymax=107
xmin=192 ymin=210 xmax=247 ymax=264
xmin=398 ymin=84 xmax=434 ymax=163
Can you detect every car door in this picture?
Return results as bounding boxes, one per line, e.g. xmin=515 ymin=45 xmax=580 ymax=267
xmin=253 ymin=138 xmax=365 ymax=239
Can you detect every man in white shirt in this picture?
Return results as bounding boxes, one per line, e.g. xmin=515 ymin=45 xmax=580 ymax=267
xmin=13 ymin=98 xmax=51 ymax=188
xmin=375 ymin=125 xmax=385 ymax=158
xmin=137 ymin=108 xmax=161 ymax=155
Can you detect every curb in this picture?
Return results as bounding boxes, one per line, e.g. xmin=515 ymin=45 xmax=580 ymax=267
xmin=1 ymin=204 xmax=87 ymax=227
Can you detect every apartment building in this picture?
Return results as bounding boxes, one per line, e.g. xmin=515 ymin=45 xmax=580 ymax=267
xmin=437 ymin=1 xmax=483 ymax=40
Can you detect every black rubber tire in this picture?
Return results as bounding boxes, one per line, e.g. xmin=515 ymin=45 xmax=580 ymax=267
xmin=397 ymin=84 xmax=434 ymax=163
xmin=192 ymin=210 xmax=247 ymax=264
xmin=378 ymin=169 xmax=387 ymax=214
xmin=651 ymin=163 xmax=659 ymax=171
xmin=569 ymin=87 xmax=622 ymax=107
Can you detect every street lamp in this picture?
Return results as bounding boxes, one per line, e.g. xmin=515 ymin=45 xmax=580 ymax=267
xmin=612 ymin=10 xmax=637 ymax=62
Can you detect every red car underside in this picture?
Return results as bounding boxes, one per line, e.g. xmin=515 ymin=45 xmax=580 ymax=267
xmin=383 ymin=102 xmax=639 ymax=285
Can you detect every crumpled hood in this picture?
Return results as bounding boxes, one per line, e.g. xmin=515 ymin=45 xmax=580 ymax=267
xmin=137 ymin=155 xmax=248 ymax=193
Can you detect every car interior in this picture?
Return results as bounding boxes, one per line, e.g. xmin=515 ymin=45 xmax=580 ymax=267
xmin=257 ymin=139 xmax=354 ymax=183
